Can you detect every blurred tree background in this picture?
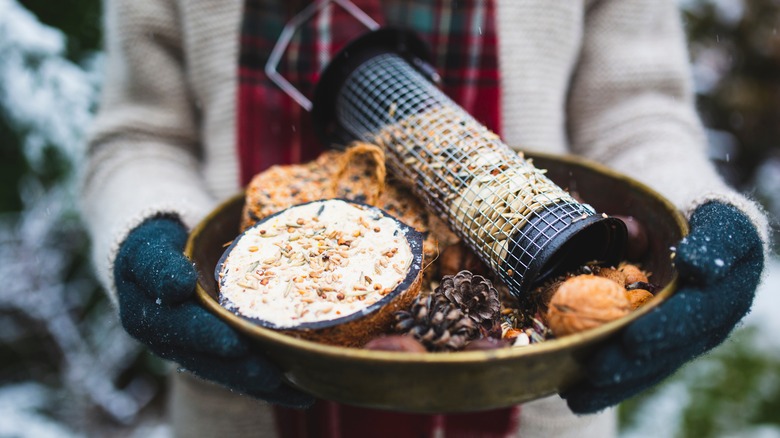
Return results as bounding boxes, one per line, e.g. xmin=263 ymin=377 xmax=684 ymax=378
xmin=0 ymin=0 xmax=101 ymax=213
xmin=682 ymin=0 xmax=780 ymax=235
xmin=0 ymin=0 xmax=777 ymax=437
xmin=0 ymin=1 xmax=167 ymax=436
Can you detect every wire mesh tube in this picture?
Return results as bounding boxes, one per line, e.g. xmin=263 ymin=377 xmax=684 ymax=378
xmin=312 ymin=29 xmax=626 ymax=296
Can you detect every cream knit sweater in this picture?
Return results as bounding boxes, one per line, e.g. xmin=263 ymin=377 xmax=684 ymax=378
xmin=80 ymin=0 xmax=768 ymax=436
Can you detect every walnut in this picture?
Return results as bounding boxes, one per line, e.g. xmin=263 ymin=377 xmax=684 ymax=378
xmin=594 ymin=266 xmax=627 ymax=286
xmin=546 ymin=275 xmax=631 ymax=337
xmin=626 ymin=288 xmax=654 ymax=310
xmin=619 ymin=263 xmax=649 ymax=284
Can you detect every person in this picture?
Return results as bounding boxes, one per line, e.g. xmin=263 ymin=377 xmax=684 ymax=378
xmin=80 ymin=0 xmax=768 ymax=436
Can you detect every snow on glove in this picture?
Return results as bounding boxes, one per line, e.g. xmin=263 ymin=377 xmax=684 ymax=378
xmin=114 ymin=216 xmax=314 ymax=408
xmin=561 ymin=201 xmax=764 ymax=414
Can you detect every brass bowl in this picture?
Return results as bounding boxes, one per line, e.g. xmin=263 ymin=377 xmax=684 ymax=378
xmin=185 ymin=152 xmax=687 ymax=413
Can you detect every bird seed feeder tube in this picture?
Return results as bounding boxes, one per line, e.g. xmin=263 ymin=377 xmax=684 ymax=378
xmin=267 ymin=1 xmax=627 ymax=298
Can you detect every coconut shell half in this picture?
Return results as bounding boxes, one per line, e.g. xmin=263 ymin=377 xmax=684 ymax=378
xmin=216 ymin=199 xmax=424 ymax=347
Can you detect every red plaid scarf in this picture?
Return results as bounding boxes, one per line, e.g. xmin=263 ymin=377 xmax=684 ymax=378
xmin=238 ymin=1 xmax=514 ymax=436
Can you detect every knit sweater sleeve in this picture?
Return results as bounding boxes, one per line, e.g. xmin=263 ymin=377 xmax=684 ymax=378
xmin=567 ymin=0 xmax=769 ymax=250
xmin=80 ymin=0 xmax=217 ymax=301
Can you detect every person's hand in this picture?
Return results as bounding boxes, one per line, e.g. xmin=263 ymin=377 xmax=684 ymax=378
xmin=114 ymin=216 xmax=314 ymax=408
xmin=561 ymin=202 xmax=764 ymax=414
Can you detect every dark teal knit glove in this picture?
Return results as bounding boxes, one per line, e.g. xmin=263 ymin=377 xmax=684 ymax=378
xmin=114 ymin=216 xmax=314 ymax=408
xmin=561 ymin=202 xmax=764 ymax=414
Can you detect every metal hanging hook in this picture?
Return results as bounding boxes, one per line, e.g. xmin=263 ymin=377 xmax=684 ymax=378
xmin=265 ymin=0 xmax=380 ymax=111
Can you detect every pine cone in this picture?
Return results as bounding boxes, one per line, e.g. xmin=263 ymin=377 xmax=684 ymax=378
xmin=437 ymin=270 xmax=500 ymax=326
xmin=394 ymin=294 xmax=478 ymax=351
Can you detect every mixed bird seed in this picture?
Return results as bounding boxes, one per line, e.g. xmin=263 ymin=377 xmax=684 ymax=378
xmin=373 ymin=105 xmax=578 ymax=272
xmin=218 ymin=199 xmax=415 ymax=328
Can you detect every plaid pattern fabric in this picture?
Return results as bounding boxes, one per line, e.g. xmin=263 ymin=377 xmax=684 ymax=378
xmin=274 ymin=400 xmax=520 ymax=438
xmin=237 ymin=0 xmax=500 ymax=185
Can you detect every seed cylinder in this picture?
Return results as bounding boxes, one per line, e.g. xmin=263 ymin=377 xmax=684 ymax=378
xmin=312 ymin=29 xmax=626 ymax=297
